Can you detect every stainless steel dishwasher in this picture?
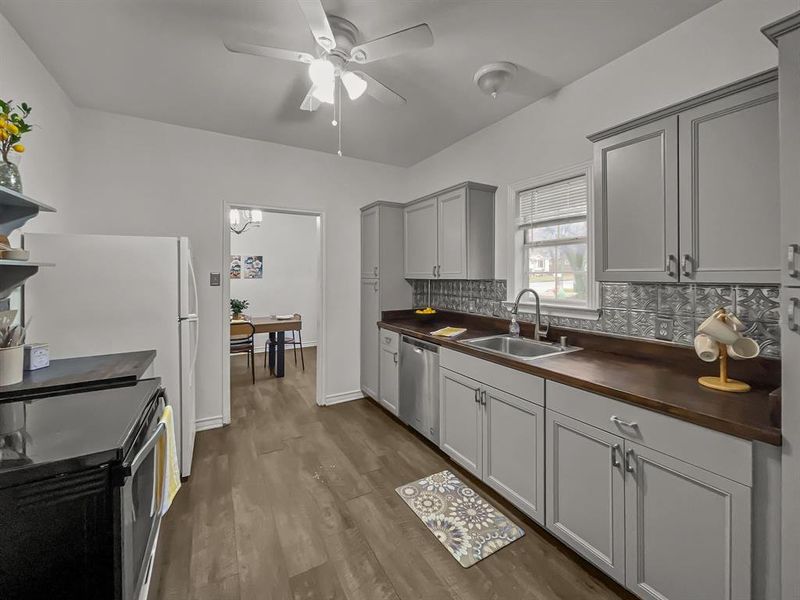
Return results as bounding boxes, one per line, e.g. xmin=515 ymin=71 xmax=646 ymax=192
xmin=399 ymin=335 xmax=440 ymax=444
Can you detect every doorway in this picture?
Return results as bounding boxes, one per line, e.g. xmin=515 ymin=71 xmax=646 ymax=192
xmin=222 ymin=203 xmax=325 ymax=424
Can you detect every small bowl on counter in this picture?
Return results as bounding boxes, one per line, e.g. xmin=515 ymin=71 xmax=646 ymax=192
xmin=414 ymin=308 xmax=437 ymax=323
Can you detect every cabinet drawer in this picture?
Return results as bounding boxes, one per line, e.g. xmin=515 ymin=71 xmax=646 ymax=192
xmin=546 ymin=381 xmax=752 ymax=486
xmin=379 ymin=329 xmax=399 ymax=352
xmin=441 ymin=348 xmax=544 ymax=407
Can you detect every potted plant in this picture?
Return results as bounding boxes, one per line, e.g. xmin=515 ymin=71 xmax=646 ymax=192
xmin=230 ymin=298 xmax=249 ymax=320
xmin=0 ymin=99 xmax=32 ymax=193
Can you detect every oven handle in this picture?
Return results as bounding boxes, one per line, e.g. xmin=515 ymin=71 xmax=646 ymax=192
xmin=127 ymin=421 xmax=166 ymax=476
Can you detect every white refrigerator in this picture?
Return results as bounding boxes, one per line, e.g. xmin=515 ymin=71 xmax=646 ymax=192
xmin=22 ymin=233 xmax=199 ymax=477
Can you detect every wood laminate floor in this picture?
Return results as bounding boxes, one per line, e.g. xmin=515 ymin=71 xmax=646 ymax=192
xmin=150 ymin=348 xmax=633 ymax=600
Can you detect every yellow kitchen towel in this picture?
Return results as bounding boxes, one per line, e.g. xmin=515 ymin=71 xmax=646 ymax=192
xmin=160 ymin=404 xmax=181 ymax=514
xmin=430 ymin=327 xmax=467 ymax=338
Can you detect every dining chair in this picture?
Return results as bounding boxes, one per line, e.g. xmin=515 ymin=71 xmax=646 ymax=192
xmin=264 ymin=313 xmax=304 ymax=371
xmin=230 ymin=320 xmax=256 ymax=384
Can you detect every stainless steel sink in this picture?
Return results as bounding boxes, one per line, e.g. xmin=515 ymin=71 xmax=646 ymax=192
xmin=462 ymin=334 xmax=581 ymax=361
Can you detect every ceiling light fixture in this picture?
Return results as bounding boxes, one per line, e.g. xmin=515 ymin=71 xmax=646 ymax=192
xmin=474 ymin=62 xmax=517 ymax=99
xmin=229 ymin=208 xmax=263 ymax=235
xmin=341 ymin=71 xmax=367 ymax=100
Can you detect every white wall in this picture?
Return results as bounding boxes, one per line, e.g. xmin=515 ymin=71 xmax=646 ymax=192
xmin=403 ymin=0 xmax=797 ymax=279
xmin=230 ymin=211 xmax=320 ymax=350
xmin=64 ymin=109 xmax=404 ymax=422
xmin=0 ymin=12 xmax=74 ymax=230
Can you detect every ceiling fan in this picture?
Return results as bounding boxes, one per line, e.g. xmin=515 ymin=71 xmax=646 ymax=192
xmin=224 ymin=0 xmax=433 ymax=112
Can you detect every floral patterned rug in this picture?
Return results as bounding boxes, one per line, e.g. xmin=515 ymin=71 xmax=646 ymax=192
xmin=395 ymin=469 xmax=524 ymax=568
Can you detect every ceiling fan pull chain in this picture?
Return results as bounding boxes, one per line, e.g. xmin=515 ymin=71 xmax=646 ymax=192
xmin=337 ymin=78 xmax=343 ymax=157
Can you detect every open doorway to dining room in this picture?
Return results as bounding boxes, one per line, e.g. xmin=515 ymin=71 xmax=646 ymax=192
xmin=221 ymin=203 xmax=324 ymax=424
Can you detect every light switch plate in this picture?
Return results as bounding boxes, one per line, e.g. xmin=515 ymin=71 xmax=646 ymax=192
xmin=210 ymin=272 xmax=221 ymax=286
xmin=655 ymin=317 xmax=674 ymax=341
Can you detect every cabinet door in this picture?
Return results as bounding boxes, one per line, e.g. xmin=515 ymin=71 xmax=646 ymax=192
xmin=594 ymin=116 xmax=679 ymax=282
xmin=360 ymin=279 xmax=380 ymax=399
xmin=483 ymin=385 xmax=544 ymax=524
xmin=779 ymin=32 xmax=800 ymax=287
xmin=439 ymin=368 xmax=483 ymax=478
xmin=437 ymin=187 xmax=468 ymax=279
xmin=679 ymin=80 xmax=779 ymax=283
xmin=546 ymin=410 xmax=626 ymax=584
xmin=361 ymin=206 xmax=380 ymax=279
xmin=624 ymin=441 xmax=751 ymax=600
xmin=378 ymin=338 xmax=399 ymax=415
xmin=404 ymin=197 xmax=439 ymax=279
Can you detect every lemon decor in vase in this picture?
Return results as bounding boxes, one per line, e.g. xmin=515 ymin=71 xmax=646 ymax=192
xmin=0 ymin=99 xmax=32 ymax=193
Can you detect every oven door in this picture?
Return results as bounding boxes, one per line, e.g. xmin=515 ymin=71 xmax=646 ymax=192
xmin=120 ymin=392 xmax=168 ymax=600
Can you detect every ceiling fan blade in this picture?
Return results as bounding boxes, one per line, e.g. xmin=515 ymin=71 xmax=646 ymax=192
xmin=297 ymin=0 xmax=336 ymax=51
xmin=354 ymin=71 xmax=406 ymax=106
xmin=350 ymin=23 xmax=433 ymax=64
xmin=300 ymin=86 xmax=322 ymax=112
xmin=224 ymin=40 xmax=314 ymax=64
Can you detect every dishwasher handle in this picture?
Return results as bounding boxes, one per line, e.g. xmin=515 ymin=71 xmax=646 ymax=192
xmin=401 ymin=335 xmax=439 ymax=354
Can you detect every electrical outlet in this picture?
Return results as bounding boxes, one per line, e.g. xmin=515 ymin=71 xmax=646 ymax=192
xmin=655 ymin=317 xmax=674 ymax=341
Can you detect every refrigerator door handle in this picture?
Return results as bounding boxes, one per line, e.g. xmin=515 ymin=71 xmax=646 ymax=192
xmin=190 ymin=318 xmax=199 ymax=380
xmin=187 ymin=252 xmax=199 ymax=318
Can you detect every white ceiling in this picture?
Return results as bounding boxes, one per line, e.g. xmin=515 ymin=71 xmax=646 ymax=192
xmin=0 ymin=0 xmax=719 ymax=166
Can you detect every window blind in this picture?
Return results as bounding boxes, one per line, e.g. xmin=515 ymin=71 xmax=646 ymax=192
xmin=517 ymin=174 xmax=588 ymax=226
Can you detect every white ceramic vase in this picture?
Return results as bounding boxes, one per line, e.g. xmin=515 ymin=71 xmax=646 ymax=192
xmin=0 ymin=345 xmax=25 ymax=386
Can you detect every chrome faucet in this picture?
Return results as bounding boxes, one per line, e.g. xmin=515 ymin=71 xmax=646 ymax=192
xmin=509 ymin=288 xmax=548 ymax=341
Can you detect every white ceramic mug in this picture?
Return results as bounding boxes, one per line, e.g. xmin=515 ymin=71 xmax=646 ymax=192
xmin=727 ymin=336 xmax=760 ymax=360
xmin=694 ymin=334 xmax=720 ymax=362
xmin=697 ymin=311 xmax=741 ymax=345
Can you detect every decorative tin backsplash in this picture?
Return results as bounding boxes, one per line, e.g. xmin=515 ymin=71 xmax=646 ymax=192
xmin=409 ymin=280 xmax=781 ymax=359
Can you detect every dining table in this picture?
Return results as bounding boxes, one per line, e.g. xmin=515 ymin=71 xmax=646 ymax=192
xmin=249 ymin=315 xmax=302 ymax=378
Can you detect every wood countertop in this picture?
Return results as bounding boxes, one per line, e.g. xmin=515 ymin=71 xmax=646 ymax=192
xmin=0 ymin=350 xmax=156 ymax=403
xmin=379 ymin=312 xmax=781 ymax=445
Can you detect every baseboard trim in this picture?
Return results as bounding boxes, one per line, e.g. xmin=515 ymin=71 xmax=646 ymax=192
xmin=196 ymin=415 xmax=224 ymax=431
xmin=324 ymin=389 xmax=364 ymax=406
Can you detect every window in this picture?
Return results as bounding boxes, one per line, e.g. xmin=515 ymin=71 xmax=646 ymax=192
xmin=517 ymin=173 xmax=589 ymax=307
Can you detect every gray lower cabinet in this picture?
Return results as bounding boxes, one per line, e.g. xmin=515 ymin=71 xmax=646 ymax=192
xmin=378 ymin=329 xmax=399 ymax=415
xmin=678 ymin=80 xmax=779 ymax=283
xmin=624 ymin=440 xmax=751 ymax=600
xmin=482 ymin=384 xmax=544 ymax=524
xmin=546 ymin=410 xmax=626 ymax=583
xmin=439 ymin=364 xmax=544 ymax=524
xmin=360 ymin=279 xmax=380 ymax=399
xmin=593 ymin=116 xmax=679 ymax=283
xmin=439 ymin=368 xmax=483 ymax=477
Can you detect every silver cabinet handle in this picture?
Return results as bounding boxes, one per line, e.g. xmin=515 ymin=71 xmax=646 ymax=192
xmin=432 ymin=265 xmax=437 ymax=278
xmin=610 ymin=415 xmax=638 ymax=429
xmin=480 ymin=390 xmax=487 ymax=406
xmin=373 ymin=266 xmax=379 ymax=276
xmin=474 ymin=388 xmax=480 ymax=404
xmin=611 ymin=443 xmax=621 ymax=468
xmin=436 ymin=265 xmax=441 ymax=277
xmin=373 ymin=281 xmax=379 ymax=292
xmin=681 ymin=254 xmax=693 ymax=277
xmin=665 ymin=254 xmax=675 ymax=277
xmin=625 ymin=449 xmax=635 ymax=473
xmin=393 ymin=352 xmax=398 ymax=364
xmin=789 ymin=297 xmax=799 ymax=332
xmin=789 ymin=244 xmax=799 ymax=278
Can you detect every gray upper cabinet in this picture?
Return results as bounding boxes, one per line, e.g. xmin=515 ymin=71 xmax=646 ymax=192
xmin=403 ymin=196 xmax=439 ymax=279
xmin=679 ymin=81 xmax=779 ymax=283
xmin=593 ymin=116 xmax=679 ymax=282
xmin=590 ymin=70 xmax=779 ymax=284
xmin=403 ymin=182 xmax=496 ymax=280
xmin=360 ymin=205 xmax=380 ymax=279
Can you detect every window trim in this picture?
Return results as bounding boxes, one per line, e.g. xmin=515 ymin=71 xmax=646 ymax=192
xmin=506 ymin=162 xmax=599 ymax=319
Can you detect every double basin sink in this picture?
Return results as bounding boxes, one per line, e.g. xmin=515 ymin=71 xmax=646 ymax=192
xmin=462 ymin=334 xmax=581 ymax=362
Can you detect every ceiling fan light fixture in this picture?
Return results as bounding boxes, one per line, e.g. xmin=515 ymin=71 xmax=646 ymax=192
xmin=341 ymin=71 xmax=367 ymax=100
xmin=474 ymin=62 xmax=517 ymax=99
xmin=311 ymin=82 xmax=335 ymax=104
xmin=309 ymin=58 xmax=335 ymax=86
